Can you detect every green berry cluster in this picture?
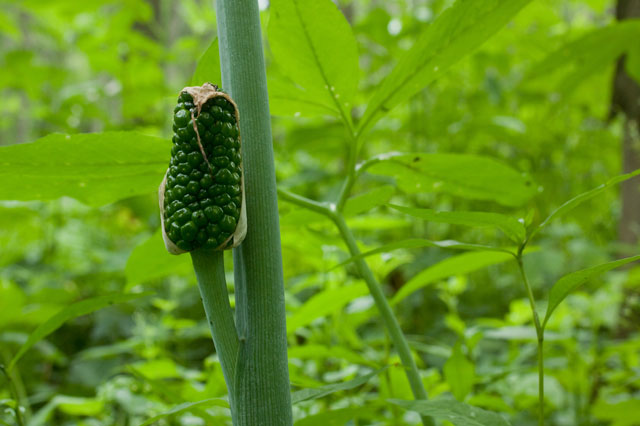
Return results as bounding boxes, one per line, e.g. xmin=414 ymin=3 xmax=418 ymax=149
xmin=163 ymin=90 xmax=242 ymax=251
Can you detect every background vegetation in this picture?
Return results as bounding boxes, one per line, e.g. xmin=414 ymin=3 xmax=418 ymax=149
xmin=1 ymin=0 xmax=639 ymax=425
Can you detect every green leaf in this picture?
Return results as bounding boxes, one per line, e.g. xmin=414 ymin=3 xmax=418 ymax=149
xmin=292 ymin=367 xmax=387 ymax=404
xmin=366 ymin=153 xmax=535 ymax=207
xmin=358 ymin=0 xmax=532 ymax=134
xmin=392 ymin=251 xmax=517 ymax=306
xmin=295 ymin=406 xmax=375 ymax=426
xmin=527 ymin=20 xmax=640 ymax=96
xmin=530 ymin=169 xmax=640 ymax=241
xmin=287 ymin=284 xmax=368 ymax=335
xmin=444 ymin=344 xmax=475 ymax=401
xmin=125 ymin=229 xmax=192 ymax=288
xmin=389 ymin=398 xmax=511 ymax=426
xmin=0 ymin=132 xmax=168 ymax=206
xmin=390 ymin=204 xmax=526 ymax=243
xmin=543 ymin=255 xmax=640 ymax=328
xmin=190 ymin=38 xmax=222 ymax=86
xmin=334 ymin=238 xmax=514 ymax=270
xmin=268 ymin=0 xmax=358 ymax=122
xmin=138 ymin=398 xmax=228 ymax=426
xmin=344 ymin=185 xmax=395 ymax=216
xmin=8 ymin=292 xmax=151 ymax=371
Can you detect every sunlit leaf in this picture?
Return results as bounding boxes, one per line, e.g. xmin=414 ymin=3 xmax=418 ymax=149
xmin=0 ymin=132 xmax=168 ymax=206
xmin=359 ymin=0 xmax=532 ymax=134
xmin=125 ymin=229 xmax=192 ymax=288
xmin=8 ymin=292 xmax=151 ymax=370
xmin=365 ymin=153 xmax=535 ymax=207
xmin=392 ymin=251 xmax=519 ymax=305
xmin=344 ymin=185 xmax=395 ymax=216
xmin=543 ymin=255 xmax=640 ymax=328
xmin=390 ymin=398 xmax=511 ymax=426
xmin=268 ymin=0 xmax=358 ymax=122
xmin=390 ymin=204 xmax=526 ymax=243
xmin=191 ymin=38 xmax=222 ymax=86
xmin=287 ymin=284 xmax=368 ymax=334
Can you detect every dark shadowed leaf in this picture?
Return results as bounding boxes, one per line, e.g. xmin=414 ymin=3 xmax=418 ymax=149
xmin=292 ymin=367 xmax=387 ymax=404
xmin=529 ymin=169 xmax=640 ymax=241
xmin=9 ymin=292 xmax=151 ymax=370
xmin=138 ymin=398 xmax=228 ymax=426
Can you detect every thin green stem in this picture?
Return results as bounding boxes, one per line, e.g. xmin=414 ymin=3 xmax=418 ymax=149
xmin=277 ymin=188 xmax=332 ymax=216
xmin=190 ymin=250 xmax=239 ymax=409
xmin=0 ymin=365 xmax=25 ymax=426
xmin=332 ymin=214 xmax=434 ymax=426
xmin=516 ymin=252 xmax=544 ymax=426
xmin=216 ymin=0 xmax=293 ymax=423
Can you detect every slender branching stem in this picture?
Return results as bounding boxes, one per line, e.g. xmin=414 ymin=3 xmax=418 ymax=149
xmin=516 ymin=250 xmax=545 ymax=426
xmin=331 ymin=214 xmax=434 ymax=426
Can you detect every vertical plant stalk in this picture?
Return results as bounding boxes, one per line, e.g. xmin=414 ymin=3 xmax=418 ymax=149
xmin=332 ymin=214 xmax=434 ymax=426
xmin=190 ymin=250 xmax=238 ymax=398
xmin=516 ymin=252 xmax=545 ymax=426
xmin=0 ymin=365 xmax=25 ymax=426
xmin=216 ymin=0 xmax=293 ymax=424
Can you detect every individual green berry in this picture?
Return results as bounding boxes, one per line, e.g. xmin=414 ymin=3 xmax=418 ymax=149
xmin=181 ymin=222 xmax=198 ymax=241
xmin=204 ymin=205 xmax=224 ymax=222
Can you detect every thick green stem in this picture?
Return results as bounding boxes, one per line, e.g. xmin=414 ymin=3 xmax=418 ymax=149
xmin=190 ymin=250 xmax=239 ymax=407
xmin=516 ymin=254 xmax=545 ymax=426
xmin=216 ymin=0 xmax=293 ymax=424
xmin=332 ymin=214 xmax=434 ymax=426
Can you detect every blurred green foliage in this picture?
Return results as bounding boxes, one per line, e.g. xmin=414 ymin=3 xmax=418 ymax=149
xmin=1 ymin=0 xmax=639 ymax=425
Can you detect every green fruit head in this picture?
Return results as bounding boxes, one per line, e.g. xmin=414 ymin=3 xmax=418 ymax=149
xmin=159 ymin=83 xmax=246 ymax=254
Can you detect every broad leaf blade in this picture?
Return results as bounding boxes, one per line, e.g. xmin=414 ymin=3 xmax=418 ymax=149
xmin=390 ymin=204 xmax=526 ymax=243
xmin=334 ymin=238 xmax=514 ymax=270
xmin=344 ymin=185 xmax=395 ymax=216
xmin=190 ymin=38 xmax=221 ymax=86
xmin=359 ymin=0 xmax=532 ymax=134
xmin=366 ymin=153 xmax=535 ymax=207
xmin=125 ymin=229 xmax=191 ymax=288
xmin=0 ymin=132 xmax=168 ymax=206
xmin=543 ymin=255 xmax=640 ymax=328
xmin=390 ymin=398 xmax=511 ymax=426
xmin=444 ymin=344 xmax=475 ymax=401
xmin=292 ymin=367 xmax=387 ymax=404
xmin=8 ymin=292 xmax=151 ymax=370
xmin=392 ymin=251 xmax=517 ymax=305
xmin=527 ymin=20 xmax=640 ymax=96
xmin=138 ymin=398 xmax=228 ymax=426
xmin=530 ymin=169 xmax=640 ymax=241
xmin=287 ymin=284 xmax=368 ymax=335
xmin=269 ymin=0 xmax=358 ymax=121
